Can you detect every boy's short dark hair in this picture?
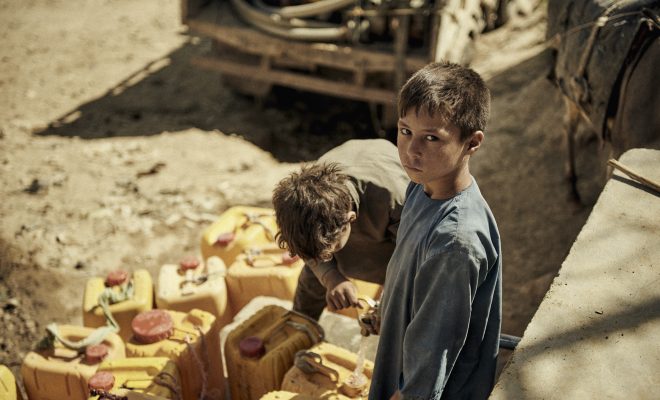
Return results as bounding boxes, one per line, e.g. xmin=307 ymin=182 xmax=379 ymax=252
xmin=398 ymin=61 xmax=490 ymax=141
xmin=272 ymin=162 xmax=352 ymax=262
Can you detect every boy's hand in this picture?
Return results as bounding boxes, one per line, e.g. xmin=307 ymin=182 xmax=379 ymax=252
xmin=322 ymin=269 xmax=359 ymax=311
xmin=389 ymin=391 xmax=402 ymax=400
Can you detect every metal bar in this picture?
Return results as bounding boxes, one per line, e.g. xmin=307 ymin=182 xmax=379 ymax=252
xmin=393 ymin=14 xmax=411 ymax=91
xmin=499 ymin=333 xmax=522 ymax=350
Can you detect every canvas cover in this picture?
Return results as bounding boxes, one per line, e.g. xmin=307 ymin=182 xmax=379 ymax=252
xmin=547 ymin=0 xmax=659 ymax=137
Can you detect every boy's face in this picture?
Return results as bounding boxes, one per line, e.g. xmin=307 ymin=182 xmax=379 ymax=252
xmin=318 ymin=210 xmax=356 ymax=262
xmin=397 ymin=108 xmax=479 ymax=196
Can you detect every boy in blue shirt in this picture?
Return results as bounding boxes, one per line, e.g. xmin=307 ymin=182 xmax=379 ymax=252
xmin=369 ymin=62 xmax=502 ymax=399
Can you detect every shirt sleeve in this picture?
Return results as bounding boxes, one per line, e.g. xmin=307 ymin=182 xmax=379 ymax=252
xmin=399 ymin=250 xmax=480 ymax=400
xmin=306 ymin=257 xmax=339 ymax=285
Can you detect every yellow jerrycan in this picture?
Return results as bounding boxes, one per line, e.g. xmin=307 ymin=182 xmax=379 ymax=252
xmin=156 ymin=255 xmax=232 ymax=328
xmin=87 ymin=357 xmax=180 ymax=400
xmin=200 ymin=206 xmax=278 ymax=265
xmin=224 ymin=305 xmax=325 ymax=400
xmin=281 ymin=342 xmax=373 ymax=399
xmin=125 ymin=309 xmax=224 ymax=400
xmin=21 ymin=325 xmax=125 ymax=400
xmin=260 ymin=391 xmax=321 ymax=399
xmin=1 ymin=365 xmax=20 ymax=400
xmin=226 ymin=244 xmax=304 ymax=315
xmin=83 ymin=268 xmax=154 ymax=341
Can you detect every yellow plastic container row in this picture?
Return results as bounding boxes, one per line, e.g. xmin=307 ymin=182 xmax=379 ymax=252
xmin=21 ymin=325 xmax=125 ymax=400
xmin=281 ymin=342 xmax=373 ymax=399
xmin=1 ymin=365 xmax=20 ymax=400
xmin=225 ymin=305 xmax=325 ymax=400
xmin=126 ymin=309 xmax=224 ymax=400
xmin=87 ymin=357 xmax=180 ymax=400
xmin=156 ymin=255 xmax=232 ymax=328
xmin=226 ymin=246 xmax=304 ymax=315
xmin=83 ymin=269 xmax=154 ymax=341
xmin=201 ymin=206 xmax=279 ymax=266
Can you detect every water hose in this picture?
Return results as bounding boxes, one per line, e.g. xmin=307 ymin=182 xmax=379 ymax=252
xmin=230 ymin=0 xmax=351 ymax=41
xmin=252 ymin=0 xmax=358 ymax=19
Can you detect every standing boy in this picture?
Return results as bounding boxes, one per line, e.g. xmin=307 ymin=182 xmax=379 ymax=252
xmin=272 ymin=139 xmax=409 ymax=320
xmin=369 ymin=62 xmax=502 ymax=399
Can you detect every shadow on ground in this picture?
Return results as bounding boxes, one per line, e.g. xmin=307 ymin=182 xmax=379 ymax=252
xmin=34 ymin=39 xmax=379 ymax=162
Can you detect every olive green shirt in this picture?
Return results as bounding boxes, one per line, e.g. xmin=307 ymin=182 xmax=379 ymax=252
xmin=310 ymin=139 xmax=409 ymax=284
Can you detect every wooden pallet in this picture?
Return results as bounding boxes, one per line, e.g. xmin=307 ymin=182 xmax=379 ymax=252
xmin=185 ymin=1 xmax=428 ymax=102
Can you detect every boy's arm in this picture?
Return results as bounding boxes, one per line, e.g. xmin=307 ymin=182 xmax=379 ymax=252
xmin=309 ymin=259 xmax=359 ymax=310
xmin=399 ymin=250 xmax=479 ymax=400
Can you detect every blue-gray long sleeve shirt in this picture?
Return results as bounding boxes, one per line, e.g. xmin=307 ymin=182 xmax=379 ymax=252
xmin=369 ymin=179 xmax=502 ymax=400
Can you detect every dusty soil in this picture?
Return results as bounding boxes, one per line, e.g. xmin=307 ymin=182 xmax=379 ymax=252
xmin=0 ymin=0 xmax=610 ymax=393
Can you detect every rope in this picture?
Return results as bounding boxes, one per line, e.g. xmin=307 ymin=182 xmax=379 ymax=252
xmin=184 ymin=326 xmax=210 ymax=400
xmin=547 ymin=8 xmax=658 ymax=51
xmin=38 ymin=281 xmax=132 ymax=351
xmin=153 ymin=371 xmax=182 ymax=400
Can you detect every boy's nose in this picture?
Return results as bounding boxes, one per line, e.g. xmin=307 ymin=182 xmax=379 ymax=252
xmin=407 ymin=138 xmax=423 ymax=158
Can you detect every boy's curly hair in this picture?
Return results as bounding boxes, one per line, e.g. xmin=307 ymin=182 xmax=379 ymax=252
xmin=398 ymin=61 xmax=490 ymax=141
xmin=272 ymin=162 xmax=353 ymax=263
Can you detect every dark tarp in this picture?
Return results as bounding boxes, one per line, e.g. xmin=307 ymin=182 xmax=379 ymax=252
xmin=547 ymin=0 xmax=659 ymax=139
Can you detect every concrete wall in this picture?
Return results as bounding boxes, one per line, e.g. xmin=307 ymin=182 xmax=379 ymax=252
xmin=490 ymin=149 xmax=660 ymax=399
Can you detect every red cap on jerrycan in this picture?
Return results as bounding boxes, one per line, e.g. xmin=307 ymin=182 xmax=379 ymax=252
xmin=105 ymin=269 xmax=129 ymax=286
xmin=239 ymin=336 xmax=265 ymax=359
xmin=85 ymin=344 xmax=109 ymax=364
xmin=214 ymin=232 xmax=235 ymax=246
xmin=131 ymin=310 xmax=174 ymax=344
xmin=88 ymin=371 xmax=115 ymax=392
xmin=179 ymin=255 xmax=200 ymax=271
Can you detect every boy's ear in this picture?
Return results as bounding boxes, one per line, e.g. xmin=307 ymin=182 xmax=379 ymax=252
xmin=347 ymin=210 xmax=357 ymax=223
xmin=466 ymin=131 xmax=484 ymax=154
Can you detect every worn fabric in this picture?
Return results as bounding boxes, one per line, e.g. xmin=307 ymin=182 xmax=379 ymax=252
xmin=292 ymin=139 xmax=409 ymax=319
xmin=369 ymin=179 xmax=502 ymax=400
xmin=293 ymin=264 xmax=329 ymax=320
xmin=548 ymin=0 xmax=659 ymax=138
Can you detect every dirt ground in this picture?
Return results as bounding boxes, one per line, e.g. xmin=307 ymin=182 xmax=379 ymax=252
xmin=0 ymin=0 xmax=610 ymax=393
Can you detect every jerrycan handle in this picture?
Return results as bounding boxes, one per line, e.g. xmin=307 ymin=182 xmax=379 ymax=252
xmin=180 ymin=257 xmax=227 ymax=291
xmin=284 ymin=309 xmax=325 ymax=342
xmin=263 ymin=309 xmax=325 ymax=345
xmin=124 ymin=371 xmax=182 ymax=400
xmin=244 ymin=246 xmax=299 ymax=268
xmin=240 ymin=211 xmax=276 ymax=241
xmin=294 ymin=350 xmax=340 ymax=383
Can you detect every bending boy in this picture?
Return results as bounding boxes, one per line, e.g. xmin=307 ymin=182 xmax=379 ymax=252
xmin=369 ymin=62 xmax=502 ymax=399
xmin=272 ymin=139 xmax=408 ymax=320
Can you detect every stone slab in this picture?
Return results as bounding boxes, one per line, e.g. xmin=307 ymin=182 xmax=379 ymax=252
xmin=490 ymin=149 xmax=660 ymax=399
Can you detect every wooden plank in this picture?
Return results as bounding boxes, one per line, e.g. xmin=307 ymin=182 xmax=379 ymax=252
xmin=192 ymin=56 xmax=397 ymax=104
xmin=393 ymin=15 xmax=411 ymax=90
xmin=187 ymin=18 xmax=428 ymax=73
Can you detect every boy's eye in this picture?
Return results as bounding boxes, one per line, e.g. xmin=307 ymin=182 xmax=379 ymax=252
xmin=399 ymin=128 xmax=412 ymax=136
xmin=425 ymin=135 xmax=439 ymax=142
